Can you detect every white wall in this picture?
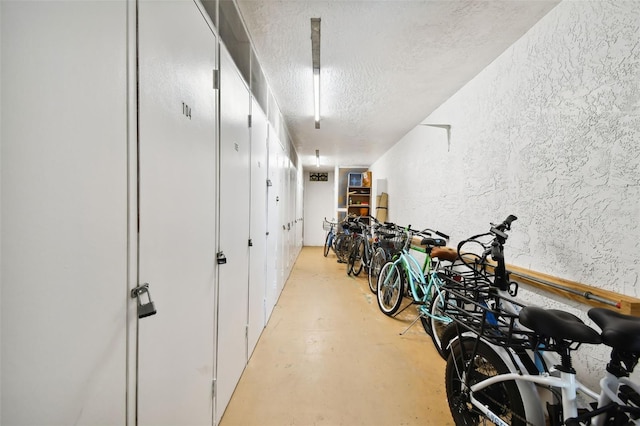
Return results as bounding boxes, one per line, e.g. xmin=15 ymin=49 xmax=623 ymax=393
xmin=370 ymin=0 xmax=640 ymax=387
xmin=303 ymin=171 xmax=335 ymax=246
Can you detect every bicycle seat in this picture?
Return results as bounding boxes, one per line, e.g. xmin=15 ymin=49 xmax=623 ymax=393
xmin=588 ymin=308 xmax=640 ymax=352
xmin=519 ymin=306 xmax=602 ymax=344
xmin=431 ymin=246 xmax=457 ymax=262
xmin=421 ymin=237 xmax=447 ymax=247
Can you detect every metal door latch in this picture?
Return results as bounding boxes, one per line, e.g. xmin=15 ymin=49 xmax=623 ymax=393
xmin=217 ymin=251 xmax=227 ymax=264
xmin=131 ymin=283 xmax=157 ymax=319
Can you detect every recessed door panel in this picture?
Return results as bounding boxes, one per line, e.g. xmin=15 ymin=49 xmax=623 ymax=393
xmin=137 ymin=1 xmax=217 ymax=424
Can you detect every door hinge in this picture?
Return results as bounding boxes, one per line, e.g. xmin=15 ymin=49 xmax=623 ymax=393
xmin=212 ymin=69 xmax=219 ymax=90
xmin=248 ymin=114 xmax=252 ymax=128
xmin=212 ymin=379 xmax=216 ymax=397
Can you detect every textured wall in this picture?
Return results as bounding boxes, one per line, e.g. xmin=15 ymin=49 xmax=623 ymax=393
xmin=370 ymin=0 xmax=640 ymax=386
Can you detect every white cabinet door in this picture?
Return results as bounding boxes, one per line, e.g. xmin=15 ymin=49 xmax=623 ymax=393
xmin=248 ymin=101 xmax=268 ymax=357
xmin=265 ymin=125 xmax=281 ymax=321
xmin=1 ymin=2 xmax=128 ymax=424
xmin=137 ymin=1 xmax=217 ymax=424
xmin=216 ymin=46 xmax=251 ymax=423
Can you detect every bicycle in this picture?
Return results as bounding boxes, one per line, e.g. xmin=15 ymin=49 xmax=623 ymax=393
xmin=376 ymin=225 xmax=455 ymax=347
xmin=346 ymin=216 xmax=372 ymax=276
xmin=445 ymin=289 xmax=640 ymax=425
xmin=368 ymin=222 xmax=406 ymax=294
xmin=429 ymin=214 xmax=524 ymax=360
xmin=334 ymin=216 xmax=357 ymax=263
xmin=323 ymin=217 xmax=337 ymax=257
xmin=442 ymin=218 xmax=640 ymax=425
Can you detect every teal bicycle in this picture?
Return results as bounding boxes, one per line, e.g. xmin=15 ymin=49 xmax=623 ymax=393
xmin=376 ymin=225 xmax=457 ymax=347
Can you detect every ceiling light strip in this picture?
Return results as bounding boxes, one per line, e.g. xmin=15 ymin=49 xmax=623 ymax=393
xmin=311 ymin=18 xmax=321 ymax=129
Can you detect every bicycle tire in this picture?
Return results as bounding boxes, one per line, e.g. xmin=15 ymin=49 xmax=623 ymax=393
xmin=334 ymin=234 xmax=349 ymax=263
xmin=351 ymin=238 xmax=365 ymax=276
xmin=424 ymin=289 xmax=455 ymax=360
xmin=368 ymin=247 xmax=386 ymax=293
xmin=346 ymin=236 xmax=359 ymax=274
xmin=377 ymin=262 xmax=404 ymax=316
xmin=323 ymin=232 xmax=332 ymax=257
xmin=446 ymin=337 xmax=527 ymax=426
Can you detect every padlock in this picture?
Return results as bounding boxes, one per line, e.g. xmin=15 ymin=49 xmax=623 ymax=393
xmin=137 ymin=294 xmax=157 ymax=318
xmin=131 ymin=283 xmax=157 ymax=319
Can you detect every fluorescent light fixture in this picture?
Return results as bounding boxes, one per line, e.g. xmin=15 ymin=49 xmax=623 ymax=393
xmin=313 ymin=70 xmax=320 ymax=124
xmin=315 ymin=149 xmax=320 ymax=167
xmin=311 ymin=18 xmax=321 ymax=129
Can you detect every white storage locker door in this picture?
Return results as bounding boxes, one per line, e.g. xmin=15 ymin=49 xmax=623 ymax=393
xmin=248 ymin=100 xmax=268 ymax=357
xmin=279 ymin=153 xmax=289 ymax=292
xmin=137 ymin=1 xmax=217 ymax=424
xmin=1 ymin=1 xmax=128 ymax=424
xmin=216 ymin=45 xmax=251 ymax=423
xmin=265 ymin=125 xmax=282 ymax=321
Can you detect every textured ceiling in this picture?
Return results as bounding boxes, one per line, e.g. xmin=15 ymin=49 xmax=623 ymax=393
xmin=236 ymin=0 xmax=560 ymax=171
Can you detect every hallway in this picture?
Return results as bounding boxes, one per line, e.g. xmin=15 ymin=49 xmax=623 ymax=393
xmin=220 ymin=247 xmax=454 ymax=425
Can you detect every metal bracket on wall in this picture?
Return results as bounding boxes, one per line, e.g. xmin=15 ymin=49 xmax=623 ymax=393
xmin=419 ymin=124 xmax=451 ymax=151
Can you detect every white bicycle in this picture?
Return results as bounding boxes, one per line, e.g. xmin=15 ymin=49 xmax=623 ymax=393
xmin=444 ymin=275 xmax=640 ymax=425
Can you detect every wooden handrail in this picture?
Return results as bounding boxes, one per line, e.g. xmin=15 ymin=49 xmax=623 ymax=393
xmin=503 ymin=263 xmax=640 ymax=316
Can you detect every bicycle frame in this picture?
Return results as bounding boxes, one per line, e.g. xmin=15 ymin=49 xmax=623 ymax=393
xmin=391 ymin=241 xmax=452 ymax=325
xmin=459 ymin=335 xmax=632 ymax=426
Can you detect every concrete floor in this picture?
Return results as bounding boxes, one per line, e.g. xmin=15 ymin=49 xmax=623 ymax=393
xmin=219 ymin=246 xmax=455 ymax=426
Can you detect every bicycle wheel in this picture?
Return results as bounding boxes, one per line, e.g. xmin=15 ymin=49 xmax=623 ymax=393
xmin=423 ymin=289 xmax=455 ymax=360
xmin=377 ymin=261 xmax=404 ymax=316
xmin=368 ymin=247 xmax=386 ymax=293
xmin=351 ymin=238 xmax=365 ymax=276
xmin=334 ymin=234 xmax=349 ymax=263
xmin=445 ymin=338 xmax=527 ymax=426
xmin=347 ymin=236 xmax=359 ymax=275
xmin=323 ymin=232 xmax=332 ymax=257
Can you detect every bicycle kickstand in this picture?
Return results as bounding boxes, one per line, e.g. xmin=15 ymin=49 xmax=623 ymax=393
xmin=399 ymin=314 xmax=423 ymax=336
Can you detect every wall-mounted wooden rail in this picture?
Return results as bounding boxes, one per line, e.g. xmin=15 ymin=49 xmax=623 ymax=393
xmin=504 ymin=263 xmax=640 ymax=316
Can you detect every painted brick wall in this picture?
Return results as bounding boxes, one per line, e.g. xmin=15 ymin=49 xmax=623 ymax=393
xmin=370 ymin=0 xmax=640 ymax=387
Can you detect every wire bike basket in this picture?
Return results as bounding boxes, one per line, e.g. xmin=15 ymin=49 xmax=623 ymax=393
xmin=378 ymin=228 xmax=407 ymax=251
xmin=440 ymin=278 xmax=536 ymax=351
xmin=323 ymin=219 xmax=336 ymax=231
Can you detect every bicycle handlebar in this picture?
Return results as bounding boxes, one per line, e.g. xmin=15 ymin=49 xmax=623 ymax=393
xmin=421 ymin=228 xmax=450 ymax=240
xmin=489 ymin=214 xmax=517 ymax=240
xmin=457 ymin=214 xmax=518 ymax=292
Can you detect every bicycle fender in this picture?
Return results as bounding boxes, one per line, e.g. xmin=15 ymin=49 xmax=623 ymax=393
xmin=448 ymin=334 xmax=546 ymax=426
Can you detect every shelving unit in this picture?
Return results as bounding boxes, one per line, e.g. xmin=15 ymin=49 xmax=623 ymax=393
xmin=347 ymin=172 xmax=371 ymax=221
xmin=335 ymin=167 xmax=369 ymax=223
